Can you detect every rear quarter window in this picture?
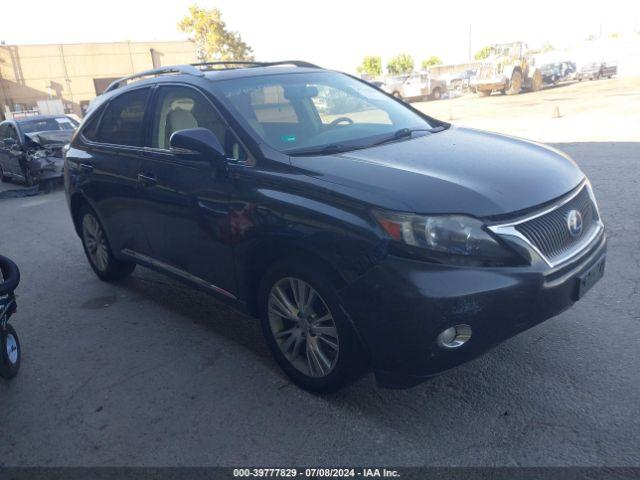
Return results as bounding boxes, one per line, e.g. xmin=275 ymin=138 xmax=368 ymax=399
xmin=81 ymin=111 xmax=102 ymax=142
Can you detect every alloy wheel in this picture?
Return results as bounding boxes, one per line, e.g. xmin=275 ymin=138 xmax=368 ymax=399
xmin=82 ymin=213 xmax=109 ymax=272
xmin=268 ymin=277 xmax=339 ymax=378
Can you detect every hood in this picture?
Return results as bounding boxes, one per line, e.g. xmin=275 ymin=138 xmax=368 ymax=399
xmin=291 ymin=126 xmax=584 ymax=218
xmin=25 ymin=130 xmax=73 ymax=147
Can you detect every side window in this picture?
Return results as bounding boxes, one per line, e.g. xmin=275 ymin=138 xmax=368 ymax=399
xmin=0 ymin=124 xmax=18 ymax=141
xmin=7 ymin=125 xmax=18 ymax=141
xmin=97 ymin=88 xmax=149 ymax=146
xmin=151 ymin=85 xmax=227 ymax=150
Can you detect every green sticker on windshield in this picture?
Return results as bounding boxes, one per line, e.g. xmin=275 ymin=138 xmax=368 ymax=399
xmin=281 ymin=134 xmax=297 ymax=143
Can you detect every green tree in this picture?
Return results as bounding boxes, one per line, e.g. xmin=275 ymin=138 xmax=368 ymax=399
xmin=357 ymin=56 xmax=382 ymax=76
xmin=421 ymin=56 xmax=443 ymax=70
xmin=387 ymin=54 xmax=414 ymax=75
xmin=474 ymin=45 xmax=492 ymax=60
xmin=178 ymin=5 xmax=254 ymax=62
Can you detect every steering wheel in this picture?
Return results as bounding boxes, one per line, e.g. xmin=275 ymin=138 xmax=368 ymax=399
xmin=328 ymin=116 xmax=354 ymax=127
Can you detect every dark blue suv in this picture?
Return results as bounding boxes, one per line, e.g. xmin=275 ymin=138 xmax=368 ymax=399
xmin=64 ymin=61 xmax=606 ymax=392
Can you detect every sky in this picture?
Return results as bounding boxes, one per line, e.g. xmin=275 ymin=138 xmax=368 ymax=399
xmin=3 ymin=0 xmax=640 ymax=73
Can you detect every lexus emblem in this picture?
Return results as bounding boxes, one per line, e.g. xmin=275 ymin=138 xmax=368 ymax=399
xmin=567 ymin=210 xmax=583 ymax=237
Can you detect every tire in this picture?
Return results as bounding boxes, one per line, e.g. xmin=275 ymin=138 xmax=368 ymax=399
xmin=506 ymin=70 xmax=522 ymax=95
xmin=258 ymin=257 xmax=368 ymax=393
xmin=431 ymin=87 xmax=442 ymax=100
xmin=392 ymin=91 xmax=402 ymax=99
xmin=477 ymin=89 xmax=492 ymax=97
xmin=0 ymin=165 xmax=11 ymax=183
xmin=78 ymin=205 xmax=136 ymax=281
xmin=23 ymin=168 xmax=35 ymax=187
xmin=530 ymin=71 xmax=543 ymax=92
xmin=0 ymin=324 xmax=20 ymax=379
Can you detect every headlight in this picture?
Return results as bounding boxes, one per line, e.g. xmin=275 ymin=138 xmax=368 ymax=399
xmin=373 ymin=210 xmax=518 ymax=265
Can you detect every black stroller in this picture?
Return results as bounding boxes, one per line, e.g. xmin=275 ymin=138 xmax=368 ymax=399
xmin=0 ymin=255 xmax=21 ymax=379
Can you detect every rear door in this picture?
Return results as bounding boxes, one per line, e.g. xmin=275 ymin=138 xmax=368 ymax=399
xmin=137 ymin=83 xmax=237 ymax=297
xmin=69 ymin=87 xmax=153 ymax=255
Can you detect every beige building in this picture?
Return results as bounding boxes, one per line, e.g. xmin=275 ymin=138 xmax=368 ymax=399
xmin=0 ymin=40 xmax=197 ymax=120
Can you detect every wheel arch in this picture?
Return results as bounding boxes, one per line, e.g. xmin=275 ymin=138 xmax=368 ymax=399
xmin=69 ymin=192 xmax=94 ymax=237
xmin=240 ymin=237 xmax=350 ymax=318
xmin=245 ymin=236 xmax=374 ymax=370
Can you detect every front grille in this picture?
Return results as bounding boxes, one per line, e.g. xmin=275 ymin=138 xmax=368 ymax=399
xmin=514 ymin=187 xmax=598 ymax=260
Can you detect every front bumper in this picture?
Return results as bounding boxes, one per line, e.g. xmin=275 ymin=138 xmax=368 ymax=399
xmin=339 ymin=231 xmax=607 ymax=389
xmin=29 ymin=157 xmax=64 ymax=182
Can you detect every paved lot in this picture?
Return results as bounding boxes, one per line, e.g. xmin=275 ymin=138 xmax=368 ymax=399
xmin=1 ymin=77 xmax=639 ymax=466
xmin=1 ymin=141 xmax=638 ymax=467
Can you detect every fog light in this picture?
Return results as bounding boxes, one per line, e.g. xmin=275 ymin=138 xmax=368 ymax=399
xmin=437 ymin=324 xmax=472 ymax=349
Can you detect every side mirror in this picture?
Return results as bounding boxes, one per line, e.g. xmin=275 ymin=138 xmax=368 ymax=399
xmin=169 ymin=128 xmax=225 ymax=164
xmin=2 ymin=138 xmax=17 ymax=147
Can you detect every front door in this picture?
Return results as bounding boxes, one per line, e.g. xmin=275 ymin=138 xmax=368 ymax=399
xmin=138 ymin=84 xmax=237 ymax=297
xmin=0 ymin=123 xmax=23 ymax=179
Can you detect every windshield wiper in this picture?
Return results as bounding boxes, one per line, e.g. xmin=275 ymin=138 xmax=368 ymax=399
xmin=287 ymin=143 xmax=365 ymax=156
xmin=287 ymin=125 xmax=448 ymax=156
xmin=372 ymin=126 xmax=447 ymax=147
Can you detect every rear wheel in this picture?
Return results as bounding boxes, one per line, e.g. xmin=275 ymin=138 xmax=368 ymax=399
xmin=79 ymin=205 xmax=135 ymax=281
xmin=430 ymin=87 xmax=442 ymax=100
xmin=0 ymin=324 xmax=20 ymax=379
xmin=506 ymin=70 xmax=522 ymax=95
xmin=259 ymin=258 xmax=368 ymax=393
xmin=530 ymin=71 xmax=543 ymax=92
xmin=477 ymin=89 xmax=492 ymax=97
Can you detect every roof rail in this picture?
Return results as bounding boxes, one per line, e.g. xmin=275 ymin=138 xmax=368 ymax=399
xmin=191 ymin=60 xmax=322 ymax=70
xmin=103 ymin=60 xmax=322 ymax=93
xmin=104 ymin=65 xmax=204 ymax=93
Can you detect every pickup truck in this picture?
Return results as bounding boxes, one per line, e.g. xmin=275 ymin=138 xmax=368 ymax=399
xmin=382 ymin=73 xmax=447 ymax=101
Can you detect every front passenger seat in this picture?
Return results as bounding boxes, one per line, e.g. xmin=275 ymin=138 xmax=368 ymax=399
xmin=165 ymin=108 xmax=198 ymax=148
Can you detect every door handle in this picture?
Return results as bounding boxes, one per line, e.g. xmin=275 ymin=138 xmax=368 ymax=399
xmin=78 ymin=163 xmax=94 ymax=173
xmin=137 ymin=173 xmax=157 ymax=187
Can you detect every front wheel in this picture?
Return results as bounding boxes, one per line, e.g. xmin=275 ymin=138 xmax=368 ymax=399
xmin=0 ymin=165 xmax=11 ymax=183
xmin=0 ymin=324 xmax=20 ymax=379
xmin=259 ymin=259 xmax=368 ymax=393
xmin=507 ymin=70 xmax=522 ymax=95
xmin=79 ymin=206 xmax=136 ymax=281
xmin=430 ymin=88 xmax=442 ymax=100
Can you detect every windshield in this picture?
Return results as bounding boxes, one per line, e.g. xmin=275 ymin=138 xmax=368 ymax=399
xmin=213 ymin=71 xmax=435 ymax=154
xmin=19 ymin=117 xmax=79 ymax=134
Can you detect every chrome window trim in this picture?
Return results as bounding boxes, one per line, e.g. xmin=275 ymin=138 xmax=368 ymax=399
xmin=488 ymin=179 xmax=604 ymax=268
xmin=121 ymin=249 xmax=237 ymax=300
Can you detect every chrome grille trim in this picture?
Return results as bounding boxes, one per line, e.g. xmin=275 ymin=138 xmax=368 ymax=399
xmin=488 ymin=180 xmax=604 ymax=268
